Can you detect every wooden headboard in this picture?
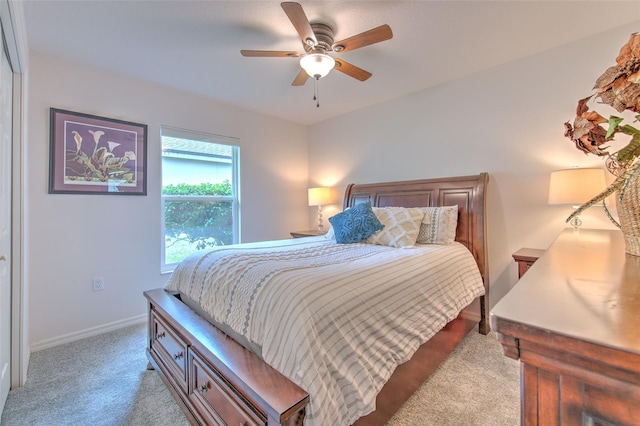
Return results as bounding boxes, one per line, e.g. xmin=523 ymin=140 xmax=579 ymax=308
xmin=343 ymin=173 xmax=489 ymax=332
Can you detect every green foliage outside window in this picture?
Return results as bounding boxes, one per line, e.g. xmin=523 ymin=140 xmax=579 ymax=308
xmin=163 ymin=180 xmax=233 ymax=261
xmin=162 ymin=181 xmax=232 ymax=197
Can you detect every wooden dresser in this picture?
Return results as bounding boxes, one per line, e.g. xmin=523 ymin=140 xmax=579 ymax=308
xmin=491 ymin=229 xmax=640 ymax=425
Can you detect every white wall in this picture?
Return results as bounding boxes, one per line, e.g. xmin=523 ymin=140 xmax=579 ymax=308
xmin=27 ymin=53 xmax=309 ymax=348
xmin=308 ymin=24 xmax=638 ymax=309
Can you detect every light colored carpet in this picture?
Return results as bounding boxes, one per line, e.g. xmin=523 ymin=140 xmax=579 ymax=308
xmin=387 ymin=327 xmax=520 ymax=425
xmin=1 ymin=322 xmax=519 ymax=425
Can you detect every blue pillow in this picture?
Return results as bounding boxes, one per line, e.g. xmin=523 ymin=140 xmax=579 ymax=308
xmin=328 ymin=201 xmax=384 ymax=244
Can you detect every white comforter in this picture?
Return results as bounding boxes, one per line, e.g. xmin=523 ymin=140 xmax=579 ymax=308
xmin=165 ymin=237 xmax=485 ymax=426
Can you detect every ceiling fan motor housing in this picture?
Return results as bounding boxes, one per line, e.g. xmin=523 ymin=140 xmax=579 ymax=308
xmin=306 ymin=23 xmax=336 ymax=53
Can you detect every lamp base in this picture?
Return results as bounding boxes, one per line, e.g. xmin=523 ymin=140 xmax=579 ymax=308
xmin=317 ymin=205 xmax=324 ymax=232
xmin=569 ymin=215 xmax=582 ymax=230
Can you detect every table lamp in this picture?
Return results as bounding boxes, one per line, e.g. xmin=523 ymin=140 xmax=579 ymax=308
xmin=548 ymin=168 xmax=606 ymax=229
xmin=308 ymin=187 xmax=331 ymax=232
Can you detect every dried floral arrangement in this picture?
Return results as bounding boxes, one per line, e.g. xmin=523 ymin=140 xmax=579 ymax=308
xmin=564 ymin=33 xmax=640 ymax=225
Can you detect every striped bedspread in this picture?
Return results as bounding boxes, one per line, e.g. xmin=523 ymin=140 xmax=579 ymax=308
xmin=165 ymin=237 xmax=485 ymax=426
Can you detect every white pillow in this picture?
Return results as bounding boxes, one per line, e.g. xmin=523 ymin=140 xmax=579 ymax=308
xmin=365 ymin=207 xmax=425 ymax=248
xmin=324 ymin=225 xmax=335 ymax=240
xmin=416 ymin=206 xmax=458 ymax=245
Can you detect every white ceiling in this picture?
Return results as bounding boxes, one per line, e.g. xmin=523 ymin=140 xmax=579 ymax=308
xmin=22 ymin=1 xmax=640 ymax=125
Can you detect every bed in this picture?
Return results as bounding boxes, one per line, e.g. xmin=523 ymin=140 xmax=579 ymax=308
xmin=144 ymin=173 xmax=489 ymax=426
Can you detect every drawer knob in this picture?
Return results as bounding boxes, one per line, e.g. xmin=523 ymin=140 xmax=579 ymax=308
xmin=156 ymin=331 xmax=165 ymax=340
xmin=174 ymin=351 xmax=184 ymax=360
xmin=199 ymin=382 xmax=210 ymax=394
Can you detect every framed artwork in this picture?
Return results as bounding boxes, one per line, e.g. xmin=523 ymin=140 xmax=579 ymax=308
xmin=49 ymin=108 xmax=147 ymax=195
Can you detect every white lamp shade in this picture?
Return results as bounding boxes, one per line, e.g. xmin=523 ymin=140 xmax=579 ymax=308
xmin=548 ymin=168 xmax=606 ymax=206
xmin=300 ymin=53 xmax=335 ymax=78
xmin=308 ymin=187 xmax=331 ymax=206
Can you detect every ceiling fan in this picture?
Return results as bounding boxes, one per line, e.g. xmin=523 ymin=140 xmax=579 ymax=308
xmin=240 ymin=2 xmax=393 ymax=105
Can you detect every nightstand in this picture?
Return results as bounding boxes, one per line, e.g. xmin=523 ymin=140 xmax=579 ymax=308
xmin=290 ymin=230 xmax=327 ymax=238
xmin=512 ymin=248 xmax=545 ymax=278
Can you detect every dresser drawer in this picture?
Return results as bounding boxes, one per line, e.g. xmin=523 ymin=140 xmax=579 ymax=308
xmin=579 ymin=382 xmax=640 ymax=426
xmin=189 ymin=351 xmax=266 ymax=426
xmin=151 ymin=312 xmax=188 ymax=391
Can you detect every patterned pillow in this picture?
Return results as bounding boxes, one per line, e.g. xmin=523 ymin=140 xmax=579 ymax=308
xmin=416 ymin=205 xmax=458 ymax=245
xmin=365 ymin=207 xmax=425 ymax=248
xmin=328 ymin=201 xmax=385 ymax=244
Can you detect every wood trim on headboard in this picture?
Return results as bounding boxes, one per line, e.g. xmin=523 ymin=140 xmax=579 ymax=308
xmin=343 ymin=173 xmax=490 ymax=333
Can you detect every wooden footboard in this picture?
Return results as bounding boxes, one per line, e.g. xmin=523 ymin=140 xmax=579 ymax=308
xmin=144 ymin=288 xmax=309 ymax=426
xmin=146 ymin=288 xmax=480 ymax=426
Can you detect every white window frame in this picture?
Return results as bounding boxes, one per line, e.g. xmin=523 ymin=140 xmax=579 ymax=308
xmin=160 ymin=126 xmax=240 ymax=273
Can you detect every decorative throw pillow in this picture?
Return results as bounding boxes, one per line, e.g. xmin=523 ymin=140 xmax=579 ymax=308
xmin=416 ymin=205 xmax=458 ymax=245
xmin=365 ymin=207 xmax=425 ymax=248
xmin=328 ymin=201 xmax=384 ymax=244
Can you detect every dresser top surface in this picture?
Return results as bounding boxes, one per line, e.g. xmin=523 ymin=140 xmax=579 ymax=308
xmin=492 ymin=229 xmax=640 ymax=355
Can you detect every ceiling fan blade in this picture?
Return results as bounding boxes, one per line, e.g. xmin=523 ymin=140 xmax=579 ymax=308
xmin=241 ymin=50 xmax=300 ymax=57
xmin=281 ymin=2 xmax=317 ymax=48
xmin=292 ymin=69 xmax=309 ymax=86
xmin=334 ymin=59 xmax=372 ymax=81
xmin=332 ymin=24 xmax=393 ymax=53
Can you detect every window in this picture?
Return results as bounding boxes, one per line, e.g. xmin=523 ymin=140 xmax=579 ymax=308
xmin=161 ymin=127 xmax=239 ymax=272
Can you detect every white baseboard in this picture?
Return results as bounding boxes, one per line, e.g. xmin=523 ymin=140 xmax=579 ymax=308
xmin=30 ymin=314 xmax=147 ymax=352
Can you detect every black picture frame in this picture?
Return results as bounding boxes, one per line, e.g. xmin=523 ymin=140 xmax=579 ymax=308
xmin=49 ymin=108 xmax=147 ymax=195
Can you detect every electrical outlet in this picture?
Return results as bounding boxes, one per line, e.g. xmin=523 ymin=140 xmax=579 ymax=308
xmin=92 ymin=277 xmax=105 ymax=292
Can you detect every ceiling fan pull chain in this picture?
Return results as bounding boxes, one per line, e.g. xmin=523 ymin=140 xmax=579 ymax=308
xmin=314 ymin=76 xmax=320 ymax=108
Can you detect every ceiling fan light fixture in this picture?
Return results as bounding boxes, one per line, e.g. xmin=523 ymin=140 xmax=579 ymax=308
xmin=300 ymin=53 xmax=335 ymax=79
